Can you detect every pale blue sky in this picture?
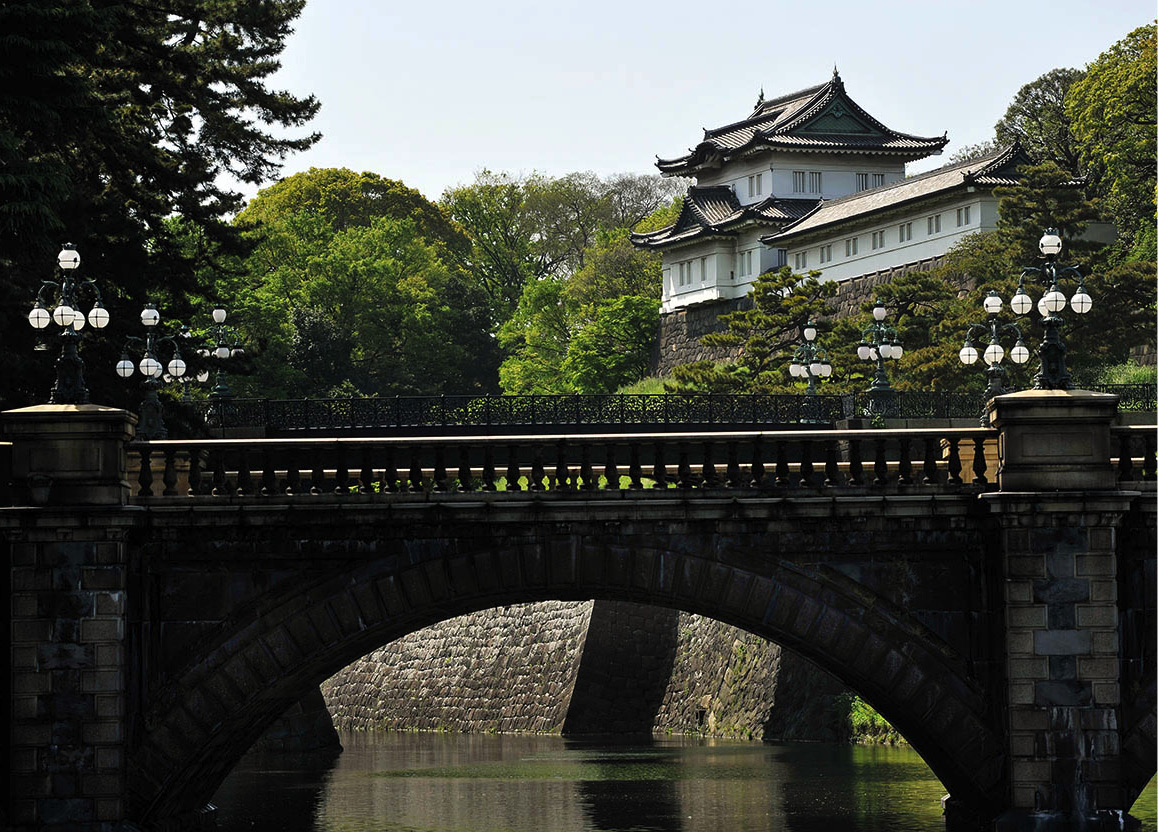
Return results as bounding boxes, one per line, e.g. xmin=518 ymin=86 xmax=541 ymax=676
xmin=254 ymin=0 xmax=1153 ymax=203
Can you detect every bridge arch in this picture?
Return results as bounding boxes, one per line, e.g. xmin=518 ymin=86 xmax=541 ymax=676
xmin=128 ymin=528 xmax=1007 ymax=825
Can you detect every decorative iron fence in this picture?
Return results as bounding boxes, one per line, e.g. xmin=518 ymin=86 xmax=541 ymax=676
xmin=185 ymin=384 xmax=1156 ymax=436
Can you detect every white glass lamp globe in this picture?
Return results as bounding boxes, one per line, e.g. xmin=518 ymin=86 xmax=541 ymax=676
xmin=57 ymin=246 xmax=80 ymax=270
xmin=1010 ymin=288 xmax=1032 ymax=315
xmin=872 ymin=303 xmax=886 ymax=321
xmin=983 ymin=343 xmax=1005 ymax=365
xmin=1039 ymin=232 xmax=1063 ymax=256
xmin=1010 ymin=342 xmax=1030 ymax=364
xmin=214 ymin=345 xmax=230 ymax=359
xmin=892 ymin=343 xmax=904 ymax=359
xmin=982 ymin=292 xmax=1002 ymax=315
xmin=230 ymin=347 xmax=244 ymax=358
xmin=857 ymin=343 xmax=870 ymax=361
xmin=1070 ymin=290 xmax=1092 ymax=314
xmin=141 ymin=306 xmax=160 ymax=327
xmin=212 ymin=308 xmax=227 ymax=324
xmin=959 ymin=345 xmax=979 ymax=365
xmin=868 ymin=346 xmax=880 ymax=361
xmin=87 ymin=304 xmax=109 ymax=328
xmin=1037 ymin=297 xmax=1049 ymax=318
xmin=809 ymin=361 xmax=822 ymax=376
xmin=790 ymin=362 xmax=802 ymax=377
xmin=139 ymin=356 xmax=161 ymax=377
xmin=168 ymin=357 xmax=187 ymax=377
xmin=72 ymin=313 xmax=85 ymax=331
xmin=52 ymin=304 xmax=75 ymax=327
xmin=803 ymin=325 xmax=817 ymax=342
xmin=116 ymin=357 xmax=134 ymax=378
xmin=819 ymin=362 xmax=832 ymax=377
xmin=1043 ymin=287 xmax=1066 ymax=314
xmin=196 ymin=369 xmax=210 ymax=382
xmin=28 ymin=305 xmax=50 ymax=329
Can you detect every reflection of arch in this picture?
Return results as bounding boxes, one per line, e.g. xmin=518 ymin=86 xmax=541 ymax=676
xmin=128 ymin=541 xmax=1005 ymax=825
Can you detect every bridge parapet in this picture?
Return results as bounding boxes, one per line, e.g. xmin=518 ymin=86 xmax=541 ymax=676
xmin=126 ymin=426 xmax=1000 ymax=501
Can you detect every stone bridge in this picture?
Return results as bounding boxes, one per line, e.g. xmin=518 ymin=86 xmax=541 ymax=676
xmin=1 ymin=390 xmax=1154 ymax=831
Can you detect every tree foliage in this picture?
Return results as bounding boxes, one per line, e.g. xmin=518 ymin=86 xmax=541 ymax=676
xmin=1067 ymin=23 xmax=1157 ymax=260
xmin=994 ymin=68 xmax=1085 ymax=173
xmin=0 ymin=0 xmax=319 ymax=408
xmin=668 ymin=268 xmax=836 ymax=393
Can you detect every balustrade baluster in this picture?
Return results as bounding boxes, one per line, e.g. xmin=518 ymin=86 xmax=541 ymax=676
xmin=773 ymin=439 xmax=787 ymax=487
xmin=188 ymin=447 xmax=204 ymax=496
xmin=235 ymin=450 xmax=253 ymax=496
xmin=726 ymin=442 xmax=742 ymax=489
xmin=407 ymin=448 xmax=424 ymax=493
xmin=873 ymin=438 xmax=888 ymax=486
xmin=1117 ymin=433 xmax=1135 ymax=482
xmin=530 ymin=446 xmax=546 ymax=492
xmin=676 ymin=446 xmax=693 ymax=489
xmin=799 ymin=440 xmax=814 ymax=488
xmin=1144 ymin=433 xmax=1157 ymax=482
xmin=334 ymin=445 xmax=349 ymax=495
xmin=847 ymin=438 xmax=863 ymax=486
xmin=922 ymin=437 xmax=939 ymax=485
xmin=947 ymin=438 xmax=963 ymax=485
xmin=458 ymin=446 xmax=473 ymax=492
xmin=211 ymin=447 xmax=227 ymax=496
xmin=162 ymin=448 xmax=178 ymax=497
xmin=505 ymin=445 xmax=521 ymax=492
xmin=382 ymin=446 xmax=399 ymax=493
xmin=750 ymin=438 xmax=765 ymax=489
xmin=603 ymin=444 xmax=619 ymax=491
xmin=310 ymin=447 xmax=325 ymax=495
xmin=261 ymin=449 xmax=277 ymax=496
xmin=286 ymin=452 xmax=301 ymax=496
xmin=482 ymin=445 xmax=497 ymax=491
xmin=433 ymin=446 xmax=449 ymax=492
xmin=628 ymin=444 xmax=643 ymax=490
xmin=137 ymin=447 xmax=154 ymax=497
xmin=701 ymin=442 xmax=720 ymax=489
xmin=580 ymin=445 xmax=595 ymax=491
xmin=651 ymin=441 xmax=668 ymax=489
xmin=824 ymin=440 xmax=839 ymax=487
xmin=554 ymin=441 xmax=571 ymax=492
xmin=360 ymin=447 xmax=374 ymax=494
xmin=971 ymin=437 xmax=988 ymax=485
xmin=897 ymin=437 xmax=913 ymax=485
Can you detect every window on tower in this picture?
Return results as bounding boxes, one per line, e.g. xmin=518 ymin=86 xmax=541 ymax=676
xmin=872 ymin=173 xmax=885 ymax=188
xmin=809 ymin=171 xmax=822 ymax=194
xmin=856 ymin=173 xmax=870 ymax=191
xmin=792 ymin=171 xmax=806 ymax=193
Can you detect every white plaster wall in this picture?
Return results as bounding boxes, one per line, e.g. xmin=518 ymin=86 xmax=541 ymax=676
xmin=696 ymin=152 xmax=906 ymax=204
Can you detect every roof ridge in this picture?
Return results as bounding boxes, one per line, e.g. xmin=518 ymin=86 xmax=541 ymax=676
xmin=749 ymin=81 xmax=829 ymax=117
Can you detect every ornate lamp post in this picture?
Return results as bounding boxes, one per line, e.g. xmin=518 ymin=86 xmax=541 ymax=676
xmin=789 ymin=321 xmax=832 ymax=423
xmin=26 ymin=244 xmax=110 ymax=403
xmin=857 ymin=301 xmax=903 ymax=417
xmin=206 ymin=307 xmax=245 ymax=400
xmin=115 ymin=304 xmax=188 ymax=439
xmin=1011 ymin=228 xmax=1093 ymax=390
xmin=959 ymin=290 xmax=1031 ymax=425
xmin=164 ymin=327 xmax=211 ymax=401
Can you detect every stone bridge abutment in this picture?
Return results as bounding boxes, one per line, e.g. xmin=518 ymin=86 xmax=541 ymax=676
xmin=1 ymin=391 xmax=1154 ymax=831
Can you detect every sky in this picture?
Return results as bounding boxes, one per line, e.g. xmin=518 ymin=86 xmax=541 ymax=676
xmin=246 ymin=0 xmax=1154 ymax=205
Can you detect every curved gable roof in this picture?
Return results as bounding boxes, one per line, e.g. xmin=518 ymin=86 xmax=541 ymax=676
xmin=657 ymin=71 xmax=948 ymax=176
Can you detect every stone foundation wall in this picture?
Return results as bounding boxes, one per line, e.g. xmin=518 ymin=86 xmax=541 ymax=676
xmin=321 ymin=601 xmax=846 ymax=743
xmin=322 ymin=601 xmax=593 ymax=734
xmin=652 ymin=259 xmax=947 ymax=378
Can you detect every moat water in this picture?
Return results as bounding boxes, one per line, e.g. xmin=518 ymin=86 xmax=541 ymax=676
xmin=212 ymin=732 xmax=1158 ymax=832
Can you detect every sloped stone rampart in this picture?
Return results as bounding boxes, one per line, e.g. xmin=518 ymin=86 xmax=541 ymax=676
xmin=320 ymin=602 xmax=847 ymax=742
xmin=322 ymin=601 xmax=594 ymax=734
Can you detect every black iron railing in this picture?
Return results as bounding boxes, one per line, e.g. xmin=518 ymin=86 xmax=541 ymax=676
xmin=184 ymin=385 xmax=1156 ymax=436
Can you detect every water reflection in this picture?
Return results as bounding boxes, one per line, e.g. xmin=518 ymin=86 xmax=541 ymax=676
xmin=211 ymin=732 xmax=1158 ymax=832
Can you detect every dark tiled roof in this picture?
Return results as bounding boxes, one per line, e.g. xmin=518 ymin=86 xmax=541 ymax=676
xmin=762 ymin=143 xmax=1031 ymax=244
xmin=656 ymin=71 xmax=948 ymax=176
xmin=630 ymin=187 xmax=819 ymax=250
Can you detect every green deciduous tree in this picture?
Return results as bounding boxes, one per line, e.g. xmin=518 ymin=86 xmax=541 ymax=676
xmin=994 ymin=68 xmax=1086 ymax=174
xmin=1067 ymin=23 xmax=1158 ymax=261
xmin=562 ymin=296 xmax=660 ymax=394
